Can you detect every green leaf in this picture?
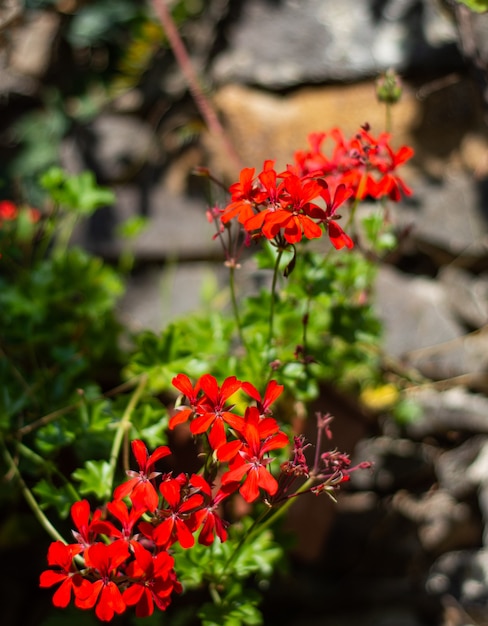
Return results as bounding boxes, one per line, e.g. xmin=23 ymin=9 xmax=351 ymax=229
xmin=199 ymin=586 xmax=264 ymax=626
xmin=67 ymin=0 xmax=140 ymax=47
xmin=32 ymin=479 xmax=75 ymax=518
xmin=455 ymin=0 xmax=488 ymax=12
xmin=40 ymin=168 xmax=115 ymax=215
xmin=72 ymin=460 xmax=112 ymax=500
xmin=116 ymin=215 xmax=149 ymax=239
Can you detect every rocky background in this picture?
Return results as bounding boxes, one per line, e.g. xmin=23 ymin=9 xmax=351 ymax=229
xmin=3 ymin=1 xmax=488 ymax=625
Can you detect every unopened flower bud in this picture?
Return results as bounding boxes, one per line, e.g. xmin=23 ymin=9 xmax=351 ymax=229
xmin=376 ymin=69 xmax=402 ymax=105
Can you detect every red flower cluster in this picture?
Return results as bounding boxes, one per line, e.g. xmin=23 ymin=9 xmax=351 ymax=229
xmin=40 ymin=374 xmax=372 ymax=621
xmin=40 ymin=375 xmax=289 ymax=621
xmin=40 ymin=457 xmax=183 ymax=622
xmin=293 ymin=127 xmax=414 ymax=202
xmin=0 ymin=199 xmax=40 ymax=224
xmin=217 ymin=127 xmax=413 ymax=251
xmin=0 ymin=200 xmax=18 ymax=222
xmin=169 ymin=374 xmax=289 ymax=502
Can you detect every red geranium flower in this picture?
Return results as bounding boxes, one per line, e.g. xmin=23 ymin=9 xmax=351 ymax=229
xmin=71 ymin=499 xmax=112 ymax=549
xmin=190 ymin=374 xmax=244 ymax=450
xmin=0 ymin=200 xmax=18 ymax=221
xmin=74 ymin=540 xmax=129 ymax=622
xmin=169 ymin=373 xmax=202 ymax=429
xmin=190 ymin=474 xmax=233 ymax=545
xmin=102 ymin=499 xmax=145 ymax=544
xmin=122 ymin=542 xmax=179 ymax=617
xmin=307 ymin=183 xmax=354 ymax=250
xmin=241 ymin=379 xmax=284 ymax=416
xmin=113 ymin=440 xmax=171 ymax=512
xmin=141 ymin=477 xmax=203 ymax=549
xmin=219 ymin=407 xmax=289 ymax=502
xmin=221 ymin=167 xmax=267 ymax=225
xmin=39 ymin=541 xmax=89 ymax=608
xmin=255 ymin=174 xmax=324 ymax=244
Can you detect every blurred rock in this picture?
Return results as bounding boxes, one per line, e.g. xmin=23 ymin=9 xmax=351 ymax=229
xmin=61 ymin=113 xmax=156 ymax=183
xmin=210 ymin=80 xmax=419 ymax=177
xmin=83 ymin=183 xmax=216 ymax=261
xmin=374 ymin=262 xmax=488 ymax=383
xmin=427 ymin=549 xmax=488 ymax=621
xmin=394 ymin=171 xmax=488 ymax=261
xmin=10 ymin=10 xmax=59 ymax=78
xmin=436 ymin=436 xmax=488 ymax=500
xmin=117 ymin=262 xmax=227 ymax=333
xmin=404 ymin=387 xmax=488 ymax=439
xmin=351 ymin=436 xmax=436 ymax=493
xmin=392 ymin=489 xmax=478 ymax=553
xmin=375 ymin=265 xmax=466 ymax=379
xmin=440 ymin=266 xmax=488 ymax=329
xmin=211 ymin=0 xmax=460 ymax=89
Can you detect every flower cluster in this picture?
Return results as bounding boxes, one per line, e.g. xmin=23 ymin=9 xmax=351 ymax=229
xmin=213 ymin=126 xmax=413 ymax=252
xmin=0 ymin=200 xmax=41 ymax=258
xmin=0 ymin=199 xmax=40 ymax=225
xmin=40 ymin=373 xmax=370 ymax=621
xmin=293 ymin=126 xmax=414 ymax=202
xmin=169 ymin=373 xmax=289 ymax=502
xmin=39 ymin=448 xmax=183 ymax=622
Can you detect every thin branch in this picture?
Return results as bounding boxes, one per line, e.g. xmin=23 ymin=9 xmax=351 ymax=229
xmin=151 ymin=0 xmax=242 ymax=173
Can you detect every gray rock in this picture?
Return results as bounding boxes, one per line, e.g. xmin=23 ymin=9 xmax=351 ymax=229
xmin=118 ymin=262 xmax=227 ymax=333
xmin=375 ymin=262 xmax=488 ymax=383
xmin=440 ymin=266 xmax=488 ymax=329
xmin=427 ymin=549 xmax=488 ymax=618
xmin=375 ymin=265 xmax=466 ymax=379
xmin=393 ymin=172 xmax=488 ymax=259
xmin=436 ymin=436 xmax=488 ymax=500
xmin=68 ymin=114 xmax=156 ymax=184
xmin=84 ymin=183 xmax=217 ymax=261
xmin=404 ymin=387 xmax=488 ymax=439
xmin=9 ymin=10 xmax=59 ymax=79
xmin=351 ymin=436 xmax=436 ymax=492
xmin=211 ymin=0 xmax=459 ymax=89
xmin=392 ymin=489 xmax=477 ymax=553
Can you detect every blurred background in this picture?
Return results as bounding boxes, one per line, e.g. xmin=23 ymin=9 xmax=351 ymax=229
xmin=2 ymin=1 xmax=488 ymax=625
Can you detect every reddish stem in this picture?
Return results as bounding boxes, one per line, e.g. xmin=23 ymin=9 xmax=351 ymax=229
xmin=152 ymin=0 xmax=242 ymax=172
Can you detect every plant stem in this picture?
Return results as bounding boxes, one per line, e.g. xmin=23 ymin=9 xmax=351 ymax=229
xmin=107 ymin=374 xmax=148 ymax=497
xmin=16 ymin=442 xmax=81 ymax=502
xmin=385 ymin=102 xmax=392 ymax=134
xmin=209 ymin=582 xmax=222 ymax=606
xmin=228 ymin=264 xmax=247 ymax=349
xmin=151 ymin=0 xmax=242 ymax=173
xmin=0 ymin=438 xmax=67 ymax=544
xmin=248 ymin=477 xmax=315 ymax=542
xmin=16 ymin=401 xmax=80 ymax=437
xmin=16 ymin=376 xmax=142 ymax=438
xmin=268 ymin=247 xmax=284 ymax=350
xmin=220 ymin=476 xmax=315 ymax=580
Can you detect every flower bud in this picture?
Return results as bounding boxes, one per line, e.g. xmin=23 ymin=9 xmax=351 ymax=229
xmin=376 ymin=68 xmax=402 ymax=105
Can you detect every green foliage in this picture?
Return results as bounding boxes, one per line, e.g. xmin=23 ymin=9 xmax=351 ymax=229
xmin=72 ymin=459 xmax=113 ymax=500
xmin=66 ymin=0 xmax=142 ymax=48
xmin=40 ymin=167 xmax=115 ymax=215
xmin=124 ymin=243 xmax=385 ymax=428
xmin=174 ymin=519 xmax=284 ymax=626
xmin=126 ymin=312 xmax=236 ymax=393
xmin=199 ymin=587 xmax=264 ymax=626
xmin=455 ymin=0 xmax=488 ymax=12
xmin=8 ymin=93 xmax=69 ymax=202
xmin=241 ymin=246 xmax=383 ymax=400
xmin=0 ymin=168 xmax=127 ymax=522
xmin=176 ymin=519 xmax=284 ymax=589
xmin=33 ymin=479 xmax=75 ymax=518
xmin=0 ymin=247 xmax=123 ymax=415
xmin=361 ymin=210 xmax=397 ymax=252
